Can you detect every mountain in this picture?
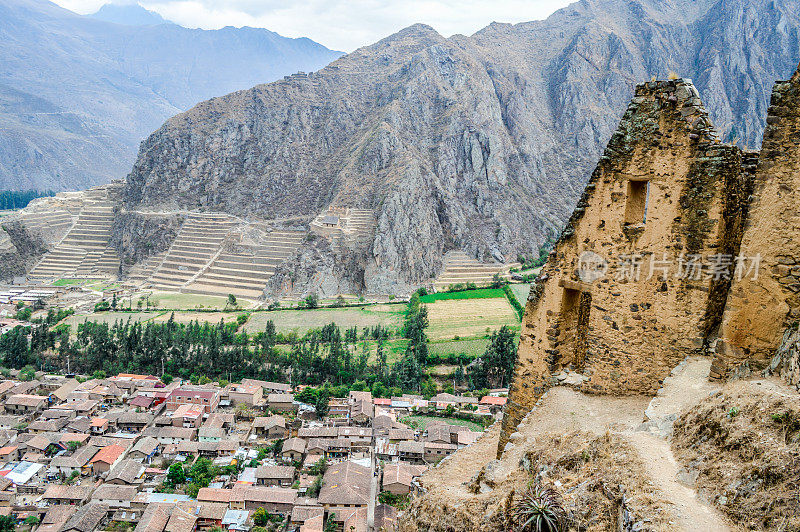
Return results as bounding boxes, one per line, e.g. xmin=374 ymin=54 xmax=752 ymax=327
xmin=120 ymin=0 xmax=800 ymax=290
xmin=0 ymin=0 xmax=343 ymax=191
xmin=89 ymin=3 xmax=171 ymax=26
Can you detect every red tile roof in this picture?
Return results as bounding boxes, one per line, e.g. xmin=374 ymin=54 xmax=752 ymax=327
xmin=89 ymin=444 xmax=125 ymax=465
xmin=479 ymin=396 xmax=507 ymax=406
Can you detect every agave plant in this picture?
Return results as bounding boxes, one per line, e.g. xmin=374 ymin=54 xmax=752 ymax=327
xmin=511 ymin=483 xmax=566 ymax=532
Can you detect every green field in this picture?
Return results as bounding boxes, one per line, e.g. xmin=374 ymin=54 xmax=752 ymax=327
xmin=420 ymin=288 xmax=505 ymax=303
xmin=400 ymin=415 xmax=485 ymax=432
xmin=508 ymin=283 xmax=532 ymax=307
xmin=52 ymin=279 xmax=91 ymax=287
xmin=244 ymin=304 xmax=405 ymax=335
xmin=429 ymin=338 xmax=490 ymax=358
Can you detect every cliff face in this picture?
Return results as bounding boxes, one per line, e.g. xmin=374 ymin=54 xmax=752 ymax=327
xmin=0 ymin=221 xmax=47 ymax=281
xmin=121 ymin=0 xmax=800 ymax=289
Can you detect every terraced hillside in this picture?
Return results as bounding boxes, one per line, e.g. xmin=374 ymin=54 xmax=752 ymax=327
xmin=310 ymin=208 xmax=376 ymax=251
xmin=26 ymin=185 xmax=122 ymax=281
xmin=146 ymin=214 xmax=237 ymax=292
xmin=184 ymin=230 xmax=306 ymax=299
xmin=433 ymin=251 xmax=514 ymax=292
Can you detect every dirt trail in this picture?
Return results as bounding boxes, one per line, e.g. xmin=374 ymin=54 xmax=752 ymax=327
xmin=627 ymin=357 xmax=732 ymax=530
xmin=418 ymin=356 xmax=737 ymax=529
xmin=627 ymin=431 xmax=731 ymax=531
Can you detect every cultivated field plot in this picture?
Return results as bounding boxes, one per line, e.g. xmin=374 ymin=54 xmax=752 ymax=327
xmin=143 ymin=291 xmax=257 ymax=310
xmin=149 ymin=311 xmax=235 ymax=326
xmin=244 ymin=304 xmax=405 ymax=335
xmin=61 ymin=311 xmax=164 ymax=331
xmin=400 ymin=415 xmax=485 ymax=432
xmin=428 ymin=338 xmax=490 ymax=358
xmin=425 ymin=298 xmax=519 ymax=340
xmin=508 ymin=283 xmax=532 ymax=306
xmin=420 ymin=288 xmax=505 ymax=303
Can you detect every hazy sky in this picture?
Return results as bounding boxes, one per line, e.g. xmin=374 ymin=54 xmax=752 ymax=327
xmin=53 ymin=0 xmax=573 ymax=52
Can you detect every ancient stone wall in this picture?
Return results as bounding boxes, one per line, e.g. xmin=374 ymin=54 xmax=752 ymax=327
xmin=499 ymin=79 xmax=754 ymax=454
xmin=715 ymin=65 xmax=800 ymax=378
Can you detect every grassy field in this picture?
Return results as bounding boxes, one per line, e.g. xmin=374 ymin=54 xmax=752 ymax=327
xmin=244 ymin=304 xmax=405 ymax=335
xmin=400 ymin=415 xmax=485 ymax=432
xmin=426 ymin=298 xmax=519 ymax=340
xmin=122 ymin=291 xmax=257 ymax=310
xmin=508 ymin=283 xmax=532 ymax=307
xmin=52 ymin=279 xmax=92 ymax=287
xmin=61 ymin=311 xmax=165 ymax=331
xmin=429 ymin=338 xmax=490 ymax=358
xmin=420 ymin=288 xmax=505 ymax=303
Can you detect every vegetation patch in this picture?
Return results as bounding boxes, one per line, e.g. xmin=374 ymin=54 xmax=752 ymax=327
xmin=400 ymin=415 xmax=485 ymax=432
xmin=420 ymin=288 xmax=506 ymax=303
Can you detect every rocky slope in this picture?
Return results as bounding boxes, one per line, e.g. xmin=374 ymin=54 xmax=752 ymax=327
xmin=120 ymin=0 xmax=800 ymax=292
xmin=0 ymin=0 xmax=342 ymax=191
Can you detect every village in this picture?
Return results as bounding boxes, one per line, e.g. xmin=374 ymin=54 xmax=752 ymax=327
xmin=0 ymin=371 xmax=505 ymax=531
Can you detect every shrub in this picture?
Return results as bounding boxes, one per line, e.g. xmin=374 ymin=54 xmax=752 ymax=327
xmin=511 ymin=483 xmax=566 ymax=532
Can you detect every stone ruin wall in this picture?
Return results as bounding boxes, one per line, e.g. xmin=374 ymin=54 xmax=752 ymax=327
xmin=716 ymin=67 xmax=800 ymax=378
xmin=499 ymin=78 xmax=760 ymax=454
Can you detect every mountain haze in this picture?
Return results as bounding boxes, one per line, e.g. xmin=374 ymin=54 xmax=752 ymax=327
xmin=89 ymin=3 xmax=171 ymax=26
xmin=121 ymin=0 xmax=800 ymax=291
xmin=0 ymin=0 xmax=343 ymax=191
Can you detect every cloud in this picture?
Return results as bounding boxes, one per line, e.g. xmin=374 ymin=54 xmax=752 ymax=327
xmin=53 ymin=0 xmax=573 ymax=52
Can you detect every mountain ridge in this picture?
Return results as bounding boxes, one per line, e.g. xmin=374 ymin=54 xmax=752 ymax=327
xmin=0 ymin=0 xmax=343 ymax=191
xmin=119 ymin=0 xmax=800 ymax=292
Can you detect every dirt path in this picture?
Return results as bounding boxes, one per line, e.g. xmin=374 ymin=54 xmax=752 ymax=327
xmin=627 ymin=431 xmax=731 ymax=531
xmin=417 ymin=355 xmax=768 ymax=531
xmin=627 ymin=356 xmax=732 ymax=530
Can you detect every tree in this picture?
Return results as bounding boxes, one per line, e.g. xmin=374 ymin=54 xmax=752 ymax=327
xmin=305 ymin=292 xmax=319 ymax=309
xmin=252 ymin=507 xmax=271 ymax=527
xmin=19 ymin=365 xmax=36 ymax=381
xmin=0 ymin=515 xmax=14 ymax=532
xmin=167 ymin=463 xmax=185 ymax=486
xmin=23 ymin=515 xmax=40 ymax=526
xmin=469 ymin=326 xmax=517 ymax=389
xmin=324 ymin=513 xmax=338 ymax=532
xmin=421 ymin=379 xmax=437 ymax=399
xmin=226 ymin=294 xmax=238 ymax=309
xmin=314 ymin=388 xmax=330 ymax=418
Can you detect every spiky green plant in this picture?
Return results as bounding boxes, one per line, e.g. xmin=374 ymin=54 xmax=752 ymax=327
xmin=511 ymin=483 xmax=566 ymax=532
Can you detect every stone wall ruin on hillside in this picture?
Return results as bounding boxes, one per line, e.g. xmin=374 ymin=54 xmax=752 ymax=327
xmin=497 ymin=67 xmax=800 ymax=454
xmin=715 ymin=67 xmax=800 ymax=380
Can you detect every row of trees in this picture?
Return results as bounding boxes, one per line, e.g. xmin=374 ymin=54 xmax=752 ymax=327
xmin=0 ymin=189 xmax=54 ymax=210
xmin=0 ymin=294 xmax=517 ymax=395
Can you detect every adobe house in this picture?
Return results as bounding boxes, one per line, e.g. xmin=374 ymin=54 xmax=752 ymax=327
xmin=499 ymin=77 xmax=758 ymax=453
xmin=716 ymin=65 xmax=800 ymax=385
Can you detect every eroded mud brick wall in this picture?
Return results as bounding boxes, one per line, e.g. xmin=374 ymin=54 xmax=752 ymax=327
xmin=499 ymin=79 xmax=753 ymax=453
xmin=717 ymin=64 xmax=800 ymax=378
